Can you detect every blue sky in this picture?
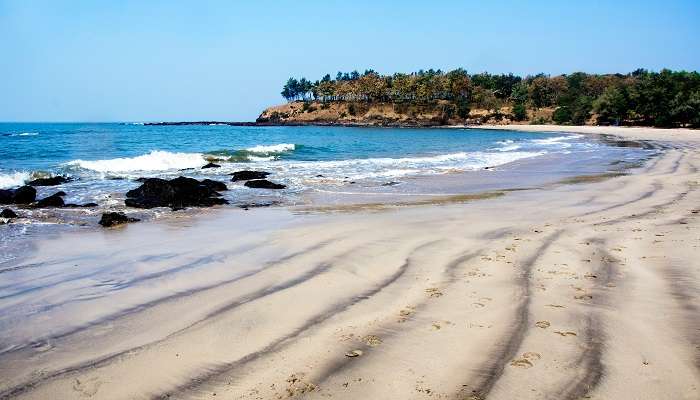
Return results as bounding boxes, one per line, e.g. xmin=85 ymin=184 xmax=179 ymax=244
xmin=1 ymin=0 xmax=699 ymax=122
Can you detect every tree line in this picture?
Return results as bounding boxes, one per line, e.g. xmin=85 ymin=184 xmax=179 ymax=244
xmin=281 ymin=68 xmax=700 ymax=127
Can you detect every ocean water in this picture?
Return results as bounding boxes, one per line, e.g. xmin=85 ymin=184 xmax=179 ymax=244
xmin=1 ymin=123 xmax=652 ymax=218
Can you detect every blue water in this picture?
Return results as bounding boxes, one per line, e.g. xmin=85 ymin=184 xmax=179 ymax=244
xmin=3 ymin=123 xmax=577 ymax=171
xmin=0 ymin=123 xmax=651 ymax=214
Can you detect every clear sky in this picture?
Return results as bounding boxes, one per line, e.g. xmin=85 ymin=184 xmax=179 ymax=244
xmin=1 ymin=0 xmax=699 ymax=122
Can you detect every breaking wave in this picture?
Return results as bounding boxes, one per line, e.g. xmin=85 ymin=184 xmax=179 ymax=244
xmin=0 ymin=171 xmax=30 ymax=189
xmin=64 ymin=151 xmax=208 ymax=173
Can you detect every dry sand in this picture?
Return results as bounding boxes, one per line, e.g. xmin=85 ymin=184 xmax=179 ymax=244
xmin=0 ymin=125 xmax=698 ymax=399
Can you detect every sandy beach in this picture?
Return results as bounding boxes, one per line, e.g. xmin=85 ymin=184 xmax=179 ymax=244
xmin=0 ymin=125 xmax=698 ymax=400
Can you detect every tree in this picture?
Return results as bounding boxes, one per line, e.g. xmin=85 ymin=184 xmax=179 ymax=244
xmin=512 ymin=103 xmax=527 ymax=121
xmin=593 ymin=87 xmax=629 ymax=125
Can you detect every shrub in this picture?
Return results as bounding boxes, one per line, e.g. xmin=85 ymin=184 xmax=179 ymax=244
xmin=511 ymin=103 xmax=528 ymax=121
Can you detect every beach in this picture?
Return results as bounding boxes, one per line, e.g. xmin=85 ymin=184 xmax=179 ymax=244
xmin=0 ymin=125 xmax=698 ymax=399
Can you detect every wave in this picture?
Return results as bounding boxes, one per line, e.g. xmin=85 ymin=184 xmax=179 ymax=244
xmin=245 ymin=143 xmax=296 ymax=154
xmin=65 ymin=150 xmax=207 ymax=173
xmin=0 ymin=171 xmax=30 ymax=189
xmin=2 ymin=132 xmax=39 ymax=137
xmin=206 ymin=143 xmax=297 ymax=162
xmin=277 ymin=150 xmax=545 ymax=180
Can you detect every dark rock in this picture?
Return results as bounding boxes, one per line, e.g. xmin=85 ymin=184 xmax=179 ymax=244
xmin=315 ymin=174 xmax=324 ymax=178
xmin=27 ymin=176 xmax=71 ymax=186
xmin=99 ymin=212 xmax=140 ymax=227
xmin=64 ymin=202 xmax=98 ymax=208
xmin=36 ymin=192 xmax=66 ymax=207
xmin=382 ymin=181 xmax=401 ymax=186
xmin=1 ymin=209 xmax=18 ymax=218
xmin=237 ymin=201 xmax=278 ymax=210
xmin=244 ymin=179 xmax=286 ymax=189
xmin=12 ymin=186 xmax=37 ymax=204
xmin=0 ymin=190 xmax=12 ymax=204
xmin=134 ymin=177 xmax=149 ymax=183
xmin=230 ymin=170 xmax=270 ymax=182
xmin=200 ymin=179 xmax=228 ymax=192
xmin=201 ymin=162 xmax=221 ymax=169
xmin=125 ymin=176 xmax=229 ymax=209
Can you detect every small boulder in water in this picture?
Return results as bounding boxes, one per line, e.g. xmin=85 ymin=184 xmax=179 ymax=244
xmin=201 ymin=162 xmax=221 ymax=169
xmin=1 ymin=209 xmax=18 ymax=218
xmin=99 ymin=212 xmax=140 ymax=227
xmin=230 ymin=170 xmax=270 ymax=182
xmin=27 ymin=176 xmax=72 ymax=186
xmin=125 ymin=176 xmax=229 ymax=209
xmin=0 ymin=186 xmax=37 ymax=204
xmin=36 ymin=192 xmax=66 ymax=207
xmin=200 ymin=179 xmax=228 ymax=192
xmin=64 ymin=202 xmax=98 ymax=208
xmin=244 ymin=179 xmax=286 ymax=189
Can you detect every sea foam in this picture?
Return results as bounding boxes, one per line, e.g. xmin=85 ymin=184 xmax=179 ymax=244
xmin=0 ymin=171 xmax=30 ymax=189
xmin=65 ymin=150 xmax=207 ymax=173
xmin=245 ymin=143 xmax=296 ymax=154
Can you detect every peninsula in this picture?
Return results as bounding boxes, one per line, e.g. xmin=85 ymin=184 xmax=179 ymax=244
xmin=257 ymin=68 xmax=700 ymax=128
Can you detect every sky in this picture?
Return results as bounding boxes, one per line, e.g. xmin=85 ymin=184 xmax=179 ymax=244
xmin=1 ymin=0 xmax=699 ymax=122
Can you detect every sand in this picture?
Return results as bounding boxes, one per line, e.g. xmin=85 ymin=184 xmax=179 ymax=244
xmin=0 ymin=125 xmax=698 ymax=399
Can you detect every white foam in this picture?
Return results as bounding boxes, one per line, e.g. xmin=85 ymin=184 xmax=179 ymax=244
xmin=18 ymin=132 xmax=39 ymax=136
xmin=245 ymin=143 xmax=295 ymax=154
xmin=259 ymin=150 xmax=544 ymax=180
xmin=65 ymin=150 xmax=207 ymax=173
xmin=0 ymin=171 xmax=30 ymax=189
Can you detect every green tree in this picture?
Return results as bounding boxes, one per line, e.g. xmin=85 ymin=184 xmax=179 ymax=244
xmin=593 ymin=87 xmax=629 ymax=125
xmin=511 ymin=103 xmax=527 ymax=121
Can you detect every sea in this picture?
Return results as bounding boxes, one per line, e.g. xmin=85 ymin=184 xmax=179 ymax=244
xmin=1 ymin=122 xmax=655 ymax=255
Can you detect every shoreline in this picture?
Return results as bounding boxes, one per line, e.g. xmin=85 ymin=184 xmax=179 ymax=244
xmin=0 ymin=127 xmax=698 ymax=399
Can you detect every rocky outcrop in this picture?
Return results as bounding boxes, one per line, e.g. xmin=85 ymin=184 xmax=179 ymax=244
xmin=1 ymin=209 xmax=18 ymax=219
xmin=230 ymin=170 xmax=271 ymax=182
xmin=201 ymin=162 xmax=221 ymax=169
xmin=0 ymin=186 xmax=36 ymax=204
xmin=99 ymin=212 xmax=140 ymax=227
xmin=36 ymin=191 xmax=66 ymax=207
xmin=27 ymin=176 xmax=72 ymax=186
xmin=244 ymin=179 xmax=286 ymax=189
xmin=125 ymin=176 xmax=229 ymax=209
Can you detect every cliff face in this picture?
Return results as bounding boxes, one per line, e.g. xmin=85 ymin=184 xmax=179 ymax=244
xmin=257 ymin=101 xmax=550 ymax=127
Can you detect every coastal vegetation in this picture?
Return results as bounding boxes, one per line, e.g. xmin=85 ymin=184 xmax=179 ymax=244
xmin=275 ymin=69 xmax=700 ymax=127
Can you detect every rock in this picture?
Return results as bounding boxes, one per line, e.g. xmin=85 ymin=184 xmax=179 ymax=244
xmin=237 ymin=201 xmax=278 ymax=210
xmin=125 ymin=176 xmax=229 ymax=209
xmin=64 ymin=202 xmax=98 ymax=208
xmin=36 ymin=192 xmax=66 ymax=207
xmin=1 ymin=209 xmax=18 ymax=218
xmin=201 ymin=162 xmax=221 ymax=169
xmin=244 ymin=179 xmax=286 ymax=189
xmin=382 ymin=181 xmax=400 ymax=186
xmin=99 ymin=212 xmax=140 ymax=227
xmin=200 ymin=179 xmax=228 ymax=192
xmin=27 ymin=176 xmax=71 ymax=186
xmin=8 ymin=186 xmax=37 ymax=204
xmin=230 ymin=170 xmax=270 ymax=182
xmin=0 ymin=190 xmax=12 ymax=204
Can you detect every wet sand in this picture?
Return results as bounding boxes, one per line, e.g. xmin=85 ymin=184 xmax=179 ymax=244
xmin=0 ymin=126 xmax=699 ymax=399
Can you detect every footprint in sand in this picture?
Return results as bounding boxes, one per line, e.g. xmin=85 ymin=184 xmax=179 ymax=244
xmin=398 ymin=306 xmax=415 ymax=322
xmin=574 ymin=294 xmax=593 ymax=300
xmin=73 ymin=377 xmax=103 ymax=397
xmin=554 ymin=331 xmax=578 ymax=337
xmin=535 ymin=320 xmax=550 ymax=329
xmin=510 ymin=352 xmax=541 ymax=368
xmin=362 ymin=335 xmax=382 ymax=347
xmin=425 ymin=287 xmax=443 ymax=298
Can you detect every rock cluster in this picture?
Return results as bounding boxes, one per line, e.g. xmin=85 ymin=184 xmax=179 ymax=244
xmin=125 ymin=176 xmax=229 ymax=209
